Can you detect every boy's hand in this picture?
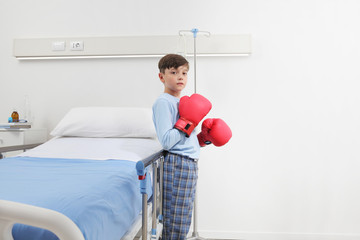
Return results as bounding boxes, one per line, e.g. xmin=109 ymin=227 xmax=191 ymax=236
xmin=197 ymin=118 xmax=232 ymax=147
xmin=174 ymin=94 xmax=212 ymax=137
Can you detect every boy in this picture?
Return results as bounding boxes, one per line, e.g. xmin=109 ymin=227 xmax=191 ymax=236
xmin=152 ymin=54 xmax=210 ymax=239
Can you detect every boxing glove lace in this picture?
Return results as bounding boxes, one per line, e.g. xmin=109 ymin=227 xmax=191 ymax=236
xmin=174 ymin=94 xmax=212 ymax=137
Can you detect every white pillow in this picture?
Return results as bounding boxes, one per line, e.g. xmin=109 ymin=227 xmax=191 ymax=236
xmin=50 ymin=107 xmax=156 ymax=138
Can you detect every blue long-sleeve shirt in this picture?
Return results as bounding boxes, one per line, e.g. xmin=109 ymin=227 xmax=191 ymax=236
xmin=152 ymin=93 xmax=200 ymax=159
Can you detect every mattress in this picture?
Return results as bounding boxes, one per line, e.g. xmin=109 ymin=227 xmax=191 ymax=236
xmin=18 ymin=136 xmax=162 ymax=161
xmin=0 ymin=137 xmax=162 ymax=240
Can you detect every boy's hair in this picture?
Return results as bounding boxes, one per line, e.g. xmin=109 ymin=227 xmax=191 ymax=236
xmin=158 ymin=54 xmax=189 ymax=73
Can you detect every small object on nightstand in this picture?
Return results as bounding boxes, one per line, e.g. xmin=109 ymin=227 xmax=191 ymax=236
xmin=11 ymin=110 xmax=19 ymax=123
xmin=8 ymin=117 xmax=13 ymax=123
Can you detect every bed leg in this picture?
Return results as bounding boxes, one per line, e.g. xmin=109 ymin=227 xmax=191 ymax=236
xmin=159 ymin=156 xmax=164 ymax=223
xmin=138 ymin=169 xmax=148 ymax=240
xmin=142 ymin=193 xmax=148 ymax=240
xmin=151 ymin=161 xmax=158 ymax=239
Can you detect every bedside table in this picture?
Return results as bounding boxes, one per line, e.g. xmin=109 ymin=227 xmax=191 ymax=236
xmin=0 ymin=128 xmax=47 ymax=158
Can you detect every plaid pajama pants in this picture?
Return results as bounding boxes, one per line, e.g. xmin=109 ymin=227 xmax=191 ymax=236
xmin=162 ymin=152 xmax=198 ymax=240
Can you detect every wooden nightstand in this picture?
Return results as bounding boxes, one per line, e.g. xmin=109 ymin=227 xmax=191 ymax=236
xmin=0 ymin=128 xmax=47 ymax=158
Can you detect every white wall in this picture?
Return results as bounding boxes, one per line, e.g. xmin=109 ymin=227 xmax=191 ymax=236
xmin=1 ymin=1 xmax=360 ymax=239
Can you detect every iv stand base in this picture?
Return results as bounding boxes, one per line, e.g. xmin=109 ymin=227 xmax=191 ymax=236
xmin=187 ymin=233 xmax=206 ymax=240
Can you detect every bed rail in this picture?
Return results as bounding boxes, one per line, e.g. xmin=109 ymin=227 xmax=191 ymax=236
xmin=136 ymin=150 xmax=164 ymax=170
xmin=0 ymin=143 xmax=43 ymax=159
xmin=0 ymin=199 xmax=84 ymax=240
xmin=136 ymin=150 xmax=164 ymax=240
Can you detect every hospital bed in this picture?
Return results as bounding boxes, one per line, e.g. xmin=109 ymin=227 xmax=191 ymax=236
xmin=0 ymin=107 xmax=164 ymax=240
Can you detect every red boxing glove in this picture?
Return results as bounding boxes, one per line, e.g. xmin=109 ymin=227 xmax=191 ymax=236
xmin=197 ymin=118 xmax=232 ymax=147
xmin=174 ymin=94 xmax=212 ymax=137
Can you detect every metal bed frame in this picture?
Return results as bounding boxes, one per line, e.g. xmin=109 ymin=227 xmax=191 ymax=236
xmin=135 ymin=150 xmax=164 ymax=240
xmin=0 ymin=144 xmax=165 ymax=240
xmin=0 ymin=143 xmax=42 ymax=159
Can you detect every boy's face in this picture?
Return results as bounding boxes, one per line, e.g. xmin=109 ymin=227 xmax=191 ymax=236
xmin=159 ymin=65 xmax=188 ymax=98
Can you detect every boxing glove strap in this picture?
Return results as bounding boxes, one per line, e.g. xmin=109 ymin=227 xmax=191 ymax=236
xmin=197 ymin=132 xmax=212 ymax=147
xmin=174 ymin=117 xmax=195 ymax=137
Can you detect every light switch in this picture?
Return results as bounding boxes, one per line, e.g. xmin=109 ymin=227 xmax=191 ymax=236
xmin=52 ymin=41 xmax=65 ymax=51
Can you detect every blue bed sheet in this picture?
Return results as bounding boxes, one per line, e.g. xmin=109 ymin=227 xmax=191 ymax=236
xmin=0 ymin=156 xmax=149 ymax=240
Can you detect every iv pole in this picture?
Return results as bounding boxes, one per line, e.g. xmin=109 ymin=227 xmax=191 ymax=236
xmin=179 ymin=28 xmax=210 ymax=94
xmin=179 ymin=28 xmax=210 ymax=240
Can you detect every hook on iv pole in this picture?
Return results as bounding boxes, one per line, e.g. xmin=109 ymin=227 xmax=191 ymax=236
xmin=179 ymin=28 xmax=211 ymax=38
xmin=191 ymin=28 xmax=199 ymax=38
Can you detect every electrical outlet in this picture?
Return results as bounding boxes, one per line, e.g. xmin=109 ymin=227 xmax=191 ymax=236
xmin=70 ymin=41 xmax=84 ymax=51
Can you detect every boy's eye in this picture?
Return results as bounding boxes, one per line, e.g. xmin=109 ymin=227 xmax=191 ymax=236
xmin=171 ymin=71 xmax=177 ymax=74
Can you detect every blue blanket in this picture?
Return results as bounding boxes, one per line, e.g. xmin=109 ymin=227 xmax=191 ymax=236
xmin=0 ymin=157 xmax=147 ymax=240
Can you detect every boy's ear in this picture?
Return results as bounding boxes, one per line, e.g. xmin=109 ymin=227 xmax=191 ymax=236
xmin=159 ymin=72 xmax=165 ymax=83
